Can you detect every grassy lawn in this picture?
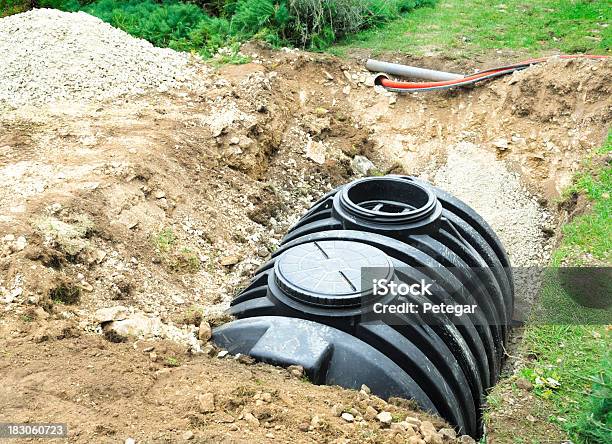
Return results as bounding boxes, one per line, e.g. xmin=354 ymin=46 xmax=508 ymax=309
xmin=485 ymin=133 xmax=611 ymax=444
xmin=335 ymin=0 xmax=611 ymax=58
xmin=553 ymin=133 xmax=612 ymax=267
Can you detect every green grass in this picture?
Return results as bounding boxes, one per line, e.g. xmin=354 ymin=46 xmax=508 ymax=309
xmin=335 ymin=0 xmax=612 ymax=58
xmin=152 ymin=228 xmax=201 ymax=273
xmin=153 ymin=227 xmax=177 ymax=253
xmin=519 ymin=326 xmax=610 ymax=443
xmin=553 ymin=133 xmax=612 ymax=266
xmin=502 ymin=132 xmax=612 ymax=444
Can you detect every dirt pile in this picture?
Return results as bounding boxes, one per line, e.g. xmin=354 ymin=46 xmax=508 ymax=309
xmin=0 ymin=9 xmax=204 ymax=108
xmin=1 ymin=331 xmax=472 ymax=443
xmin=1 ymin=12 xmax=611 ymax=441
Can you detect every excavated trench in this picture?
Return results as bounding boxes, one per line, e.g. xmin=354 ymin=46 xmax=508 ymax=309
xmin=1 ymin=41 xmax=611 ymax=442
xmin=215 ymin=175 xmax=515 ymax=437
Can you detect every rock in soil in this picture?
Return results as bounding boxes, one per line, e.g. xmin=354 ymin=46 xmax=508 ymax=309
xmin=198 ymin=320 xmax=212 ymax=342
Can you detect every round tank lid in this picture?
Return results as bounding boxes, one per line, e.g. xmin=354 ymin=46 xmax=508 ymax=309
xmin=274 ymin=240 xmax=394 ymax=307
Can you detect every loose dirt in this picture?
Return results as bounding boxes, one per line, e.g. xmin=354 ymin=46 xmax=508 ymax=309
xmin=1 ymin=14 xmax=611 ymax=443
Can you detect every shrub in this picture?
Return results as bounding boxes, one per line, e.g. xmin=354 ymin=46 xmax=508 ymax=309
xmin=0 ymin=0 xmax=33 ymax=17
xmin=287 ymin=0 xmax=436 ymax=48
xmin=2 ymin=0 xmax=437 ymax=55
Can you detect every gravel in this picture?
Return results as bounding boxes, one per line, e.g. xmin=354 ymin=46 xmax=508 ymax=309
xmin=0 ymin=9 xmax=200 ymax=108
xmin=431 ymin=142 xmax=553 ymax=316
xmin=432 ymin=141 xmax=551 ymax=268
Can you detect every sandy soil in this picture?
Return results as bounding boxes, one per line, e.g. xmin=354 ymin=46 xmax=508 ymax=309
xmin=1 ymin=43 xmax=611 ymax=443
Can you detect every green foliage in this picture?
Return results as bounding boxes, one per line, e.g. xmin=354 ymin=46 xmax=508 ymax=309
xmin=338 ymin=0 xmax=611 ymax=58
xmin=0 ymin=0 xmax=32 ymax=17
xmin=50 ymin=283 xmax=81 ymax=304
xmin=1 ymin=0 xmax=436 ymax=57
xmin=567 ymin=353 xmax=612 ymax=444
xmin=521 ymin=326 xmax=611 ymax=444
xmin=153 ymin=227 xmax=177 ymax=252
xmin=289 ymin=0 xmax=436 ymax=49
xmin=553 ymin=132 xmax=612 ymax=266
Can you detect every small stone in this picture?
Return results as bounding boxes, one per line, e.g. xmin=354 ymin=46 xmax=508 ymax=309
xmin=257 ymin=246 xmax=269 ymax=257
xmin=351 ymin=155 xmax=375 ymax=176
xmin=439 ymin=428 xmax=456 ymax=440
xmin=103 ymin=314 xmax=159 ymax=339
xmin=421 ymin=421 xmax=443 ymax=444
xmin=154 ymin=190 xmax=166 ymax=199
xmin=125 ymin=439 xmax=136 ymax=444
xmin=331 ymin=404 xmax=343 ymax=417
xmin=342 ymin=85 xmax=351 ymax=95
xmin=526 ymin=414 xmax=536 ymax=423
xmin=229 ymin=137 xmax=240 ymax=145
xmin=220 ymin=255 xmax=241 ymax=266
xmin=287 ymin=365 xmax=304 ymax=378
xmin=493 ymin=138 xmax=509 ymax=150
xmin=389 ymin=95 xmax=397 ymax=105
xmin=217 ymin=350 xmax=228 ymax=358
xmin=341 ymin=412 xmax=354 ymax=422
xmin=360 ymin=384 xmax=371 ymax=394
xmin=310 ymin=414 xmax=322 ymax=428
xmin=95 ymin=249 xmax=107 ymax=263
xmin=323 ymin=70 xmax=334 ymax=80
xmin=95 ymin=306 xmax=129 ymax=323
xmin=244 ymin=412 xmax=260 ymax=427
xmin=172 ymin=294 xmax=185 ymax=305
xmin=390 ymin=422 xmax=405 ymax=431
xmin=203 ymin=344 xmax=216 ymax=357
xmin=14 ymin=236 xmax=27 ymax=251
xmin=376 ymin=411 xmax=393 ymax=425
xmin=358 ymin=390 xmax=369 ymax=400
xmin=198 ymin=393 xmax=215 ymax=413
xmin=80 ymin=282 xmax=94 ymax=292
xmin=33 ymin=307 xmax=49 ymax=319
xmin=516 ymin=378 xmax=533 ymax=391
xmin=407 ymin=437 xmax=425 ymax=444
xmin=143 ymin=346 xmax=154 ymax=353
xmin=305 ymin=139 xmax=326 ymax=164
xmin=237 ymin=354 xmax=255 ymax=365
xmin=149 ymin=352 xmax=158 ymax=362
xmin=364 ymin=405 xmax=378 ymax=420
xmin=401 ymin=423 xmax=417 ymax=437
xmin=405 ymin=416 xmax=421 ymax=427
xmin=198 ymin=320 xmax=212 ymax=342
xmin=458 ymin=435 xmax=476 ymax=444
xmin=182 ymin=431 xmax=194 ymax=440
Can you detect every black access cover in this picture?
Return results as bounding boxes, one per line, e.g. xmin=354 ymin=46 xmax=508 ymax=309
xmin=274 ymin=240 xmax=394 ymax=308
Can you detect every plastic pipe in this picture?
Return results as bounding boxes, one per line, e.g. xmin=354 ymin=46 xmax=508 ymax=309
xmin=366 ymin=58 xmax=464 ymax=81
xmin=375 ymin=54 xmax=609 ymax=93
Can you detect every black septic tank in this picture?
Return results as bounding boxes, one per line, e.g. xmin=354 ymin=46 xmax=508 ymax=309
xmin=213 ymin=175 xmax=513 ymax=437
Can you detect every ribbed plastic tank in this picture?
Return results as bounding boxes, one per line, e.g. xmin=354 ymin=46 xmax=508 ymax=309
xmin=213 ymin=175 xmax=513 ymax=437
